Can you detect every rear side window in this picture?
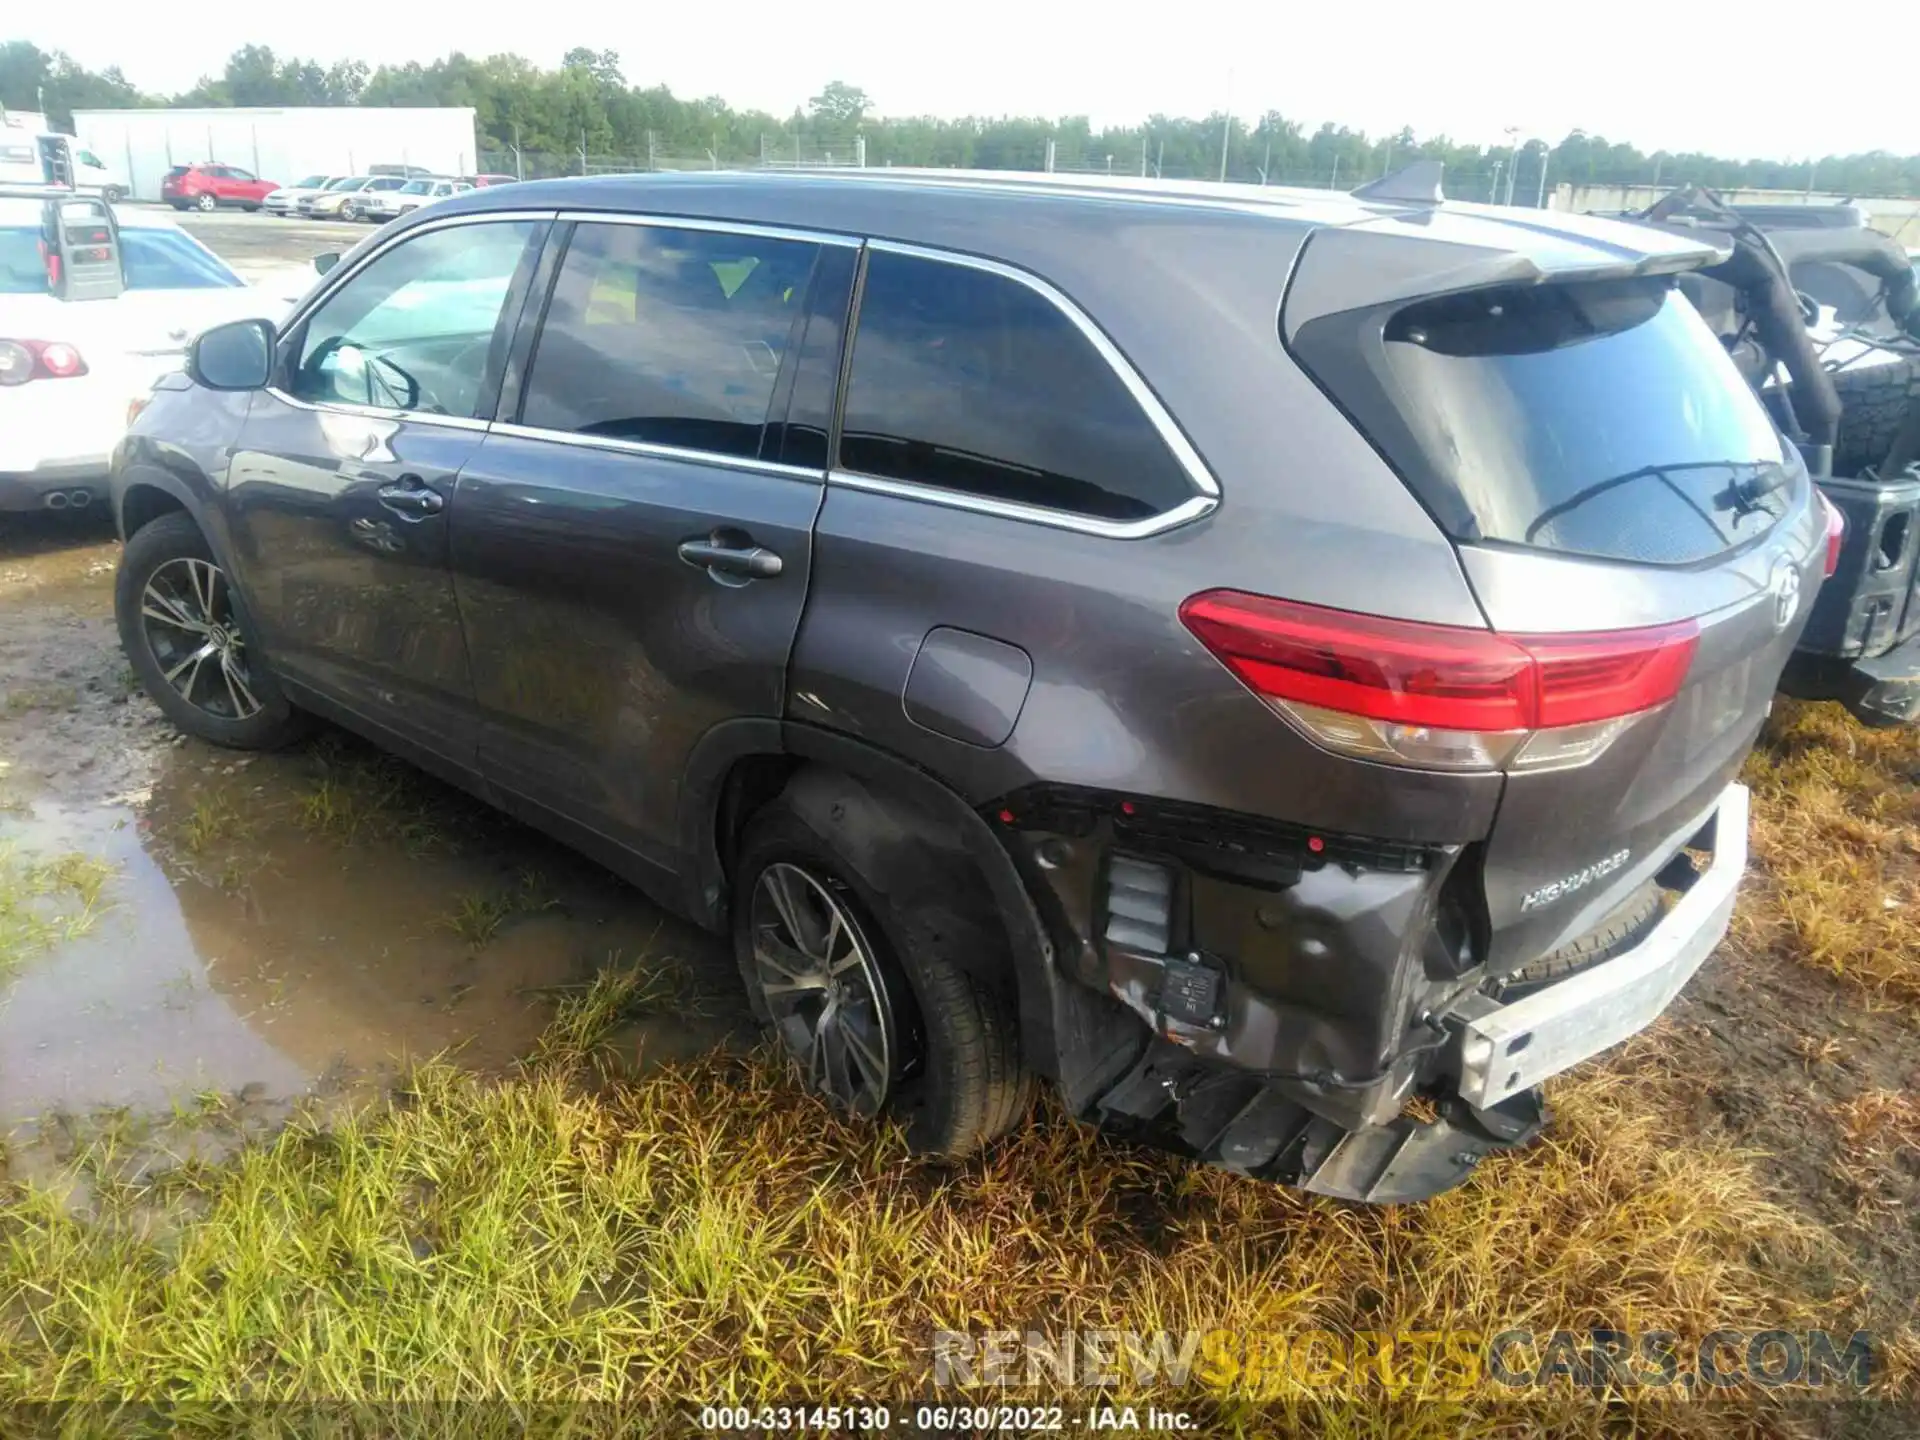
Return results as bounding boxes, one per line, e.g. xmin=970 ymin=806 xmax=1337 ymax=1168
xmin=839 ymin=251 xmax=1194 ymax=522
xmin=519 ymin=221 xmax=820 ymax=459
xmin=1294 ymin=276 xmax=1792 ymax=565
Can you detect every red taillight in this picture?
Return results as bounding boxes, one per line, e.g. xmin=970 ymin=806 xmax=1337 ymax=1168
xmin=0 ymin=339 xmax=89 ymax=385
xmin=1819 ymin=492 xmax=1845 ymax=579
xmin=1179 ymin=590 xmax=1699 ymax=773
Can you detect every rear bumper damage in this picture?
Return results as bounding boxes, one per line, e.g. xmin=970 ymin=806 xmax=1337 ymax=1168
xmin=1007 ymin=783 xmax=1747 ymax=1203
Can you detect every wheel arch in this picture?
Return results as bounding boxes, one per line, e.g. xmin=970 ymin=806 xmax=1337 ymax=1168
xmin=680 ymin=718 xmax=1139 ymax=1089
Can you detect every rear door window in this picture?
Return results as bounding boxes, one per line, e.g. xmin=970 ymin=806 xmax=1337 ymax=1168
xmin=837 ymin=249 xmax=1196 ymax=522
xmin=517 ymin=220 xmax=821 ymax=460
xmin=1294 ymin=276 xmax=1793 ymax=565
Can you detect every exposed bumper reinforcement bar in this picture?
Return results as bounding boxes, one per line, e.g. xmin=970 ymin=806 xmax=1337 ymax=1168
xmin=1450 ymin=782 xmax=1747 ymax=1110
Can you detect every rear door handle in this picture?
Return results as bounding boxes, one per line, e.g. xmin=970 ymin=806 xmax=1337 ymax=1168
xmin=678 ymin=538 xmax=783 ymax=580
xmin=377 ymin=476 xmax=444 ymax=518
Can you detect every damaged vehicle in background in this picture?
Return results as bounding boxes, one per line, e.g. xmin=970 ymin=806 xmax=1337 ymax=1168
xmin=1622 ymin=189 xmax=1920 ymax=724
xmin=109 ymin=166 xmax=1823 ymax=1204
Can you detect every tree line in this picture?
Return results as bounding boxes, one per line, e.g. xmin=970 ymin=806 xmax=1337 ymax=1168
xmin=5 ymin=39 xmax=1919 ymax=198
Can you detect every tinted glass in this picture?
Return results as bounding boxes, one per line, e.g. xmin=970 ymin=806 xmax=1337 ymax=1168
xmin=165 ymin=166 xmax=189 ymax=178
xmin=0 ymin=229 xmax=46 ymax=295
xmin=293 ymin=174 xmax=327 ymax=189
xmin=120 ymin=229 xmax=245 ymax=290
xmin=291 ymin=220 xmax=538 ymax=418
xmin=325 ymin=177 xmax=363 ymax=191
xmin=839 ymin=251 xmax=1194 ymax=521
xmin=520 ymin=221 xmax=819 ymax=458
xmin=1380 ymin=279 xmax=1790 ymax=564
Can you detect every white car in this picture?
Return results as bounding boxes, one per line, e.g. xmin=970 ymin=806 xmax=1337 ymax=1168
xmin=265 ymin=173 xmax=346 ymax=216
xmin=297 ymin=176 xmax=406 ymax=222
xmin=1 ymin=200 xmax=288 ymax=512
xmin=358 ymin=176 xmax=473 ymax=223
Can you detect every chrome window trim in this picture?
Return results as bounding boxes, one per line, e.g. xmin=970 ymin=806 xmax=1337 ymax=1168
xmin=261 ymin=389 xmax=493 ymax=433
xmin=835 ymin=238 xmax=1220 ymax=540
xmin=829 ymin=471 xmax=1218 ymax=540
xmin=555 ymin=209 xmax=861 ymax=248
xmin=491 ymin=421 xmax=825 ymax=483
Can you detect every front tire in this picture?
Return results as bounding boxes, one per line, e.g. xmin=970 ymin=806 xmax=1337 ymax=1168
xmin=339 ymin=201 xmax=360 ymax=222
xmin=115 ymin=512 xmax=303 ymax=750
xmin=102 ymin=185 xmax=126 ymax=203
xmin=194 ymin=192 xmax=218 ymax=212
xmin=733 ymin=787 xmax=1032 ymax=1156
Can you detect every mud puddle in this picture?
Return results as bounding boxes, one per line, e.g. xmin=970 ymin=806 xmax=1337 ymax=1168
xmin=0 ymin=514 xmax=749 ymax=1136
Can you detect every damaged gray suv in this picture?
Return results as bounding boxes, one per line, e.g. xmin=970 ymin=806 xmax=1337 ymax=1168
xmin=111 ymin=166 xmax=1826 ymax=1202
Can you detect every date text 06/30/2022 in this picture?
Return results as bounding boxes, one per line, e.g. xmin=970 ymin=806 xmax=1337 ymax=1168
xmin=696 ymin=1404 xmax=1193 ymax=1431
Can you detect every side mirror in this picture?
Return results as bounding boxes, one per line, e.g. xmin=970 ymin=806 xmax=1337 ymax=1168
xmin=314 ymin=251 xmax=341 ymax=277
xmin=189 ymin=318 xmax=276 ymax=391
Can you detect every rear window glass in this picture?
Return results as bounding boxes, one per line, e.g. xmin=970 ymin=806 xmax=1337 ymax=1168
xmin=1301 ymin=277 xmax=1792 ymax=565
xmin=165 ymin=166 xmax=190 ymax=178
xmin=839 ymin=250 xmax=1195 ymax=521
xmin=0 ymin=227 xmax=45 ymax=294
xmin=120 ymin=229 xmax=244 ymax=290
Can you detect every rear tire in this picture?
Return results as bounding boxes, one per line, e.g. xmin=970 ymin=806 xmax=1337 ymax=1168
xmin=1502 ymin=881 xmax=1664 ymax=999
xmin=194 ymin=192 xmax=217 ymax=213
xmin=733 ymin=792 xmax=1032 ymax=1156
xmin=1831 ymin=356 xmax=1920 ymax=477
xmin=102 ymin=186 xmax=126 ymax=203
xmin=115 ymin=512 xmax=304 ymax=750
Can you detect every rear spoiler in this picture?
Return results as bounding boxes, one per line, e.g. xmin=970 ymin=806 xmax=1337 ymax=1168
xmin=0 ymin=184 xmax=125 ymax=301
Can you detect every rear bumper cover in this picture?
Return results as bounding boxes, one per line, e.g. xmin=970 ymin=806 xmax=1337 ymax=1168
xmin=1447 ymin=783 xmax=1745 ymax=1109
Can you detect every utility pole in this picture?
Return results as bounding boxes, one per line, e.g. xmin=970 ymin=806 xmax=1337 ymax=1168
xmin=1141 ymin=134 xmax=1148 ymax=177
xmin=1329 ymin=154 xmax=1340 ymax=190
xmin=1807 ymin=159 xmax=1817 ymax=197
xmin=1534 ymin=144 xmax=1551 ymax=208
xmin=1490 ymin=158 xmax=1503 ymax=203
xmin=1503 ymin=126 xmax=1521 ymax=205
xmin=1382 ymin=139 xmax=1393 ymax=178
xmin=1218 ymin=112 xmax=1230 ymax=182
xmin=579 ymin=129 xmax=587 ymax=176
xmin=1155 ymin=137 xmax=1164 ymax=178
xmin=1045 ymin=137 xmax=1056 ymax=173
xmin=1259 ymin=134 xmax=1271 ymax=185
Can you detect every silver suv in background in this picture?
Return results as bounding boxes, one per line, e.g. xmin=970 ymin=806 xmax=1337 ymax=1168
xmin=109 ymin=169 xmax=1824 ymax=1203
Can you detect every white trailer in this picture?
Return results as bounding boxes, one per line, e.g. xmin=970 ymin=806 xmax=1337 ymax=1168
xmin=68 ymin=107 xmax=479 ymax=202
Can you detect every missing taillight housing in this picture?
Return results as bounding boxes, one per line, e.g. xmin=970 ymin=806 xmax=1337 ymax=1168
xmin=1179 ymin=590 xmax=1699 ymax=774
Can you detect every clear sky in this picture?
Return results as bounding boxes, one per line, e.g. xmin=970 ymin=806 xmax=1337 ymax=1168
xmin=17 ymin=0 xmax=1920 ymax=160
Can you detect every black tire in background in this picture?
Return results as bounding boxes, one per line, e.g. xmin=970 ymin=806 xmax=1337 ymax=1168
xmin=733 ymin=792 xmax=1033 ymax=1156
xmin=115 ymin=512 xmax=305 ymax=750
xmin=1831 ymin=355 xmax=1920 ymax=477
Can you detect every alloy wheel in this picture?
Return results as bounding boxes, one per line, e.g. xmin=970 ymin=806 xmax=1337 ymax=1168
xmin=195 ymin=192 xmax=216 ymax=212
xmin=750 ymin=862 xmax=895 ymax=1116
xmin=139 ymin=557 xmax=262 ymax=721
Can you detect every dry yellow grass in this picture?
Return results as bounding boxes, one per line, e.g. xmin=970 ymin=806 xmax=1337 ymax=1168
xmin=1741 ymin=699 xmax=1920 ymax=1005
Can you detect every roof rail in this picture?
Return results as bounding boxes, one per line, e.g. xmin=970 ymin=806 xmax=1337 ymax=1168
xmin=1351 ymin=160 xmax=1445 ymax=207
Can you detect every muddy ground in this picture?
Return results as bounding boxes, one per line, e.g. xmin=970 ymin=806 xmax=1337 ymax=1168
xmin=0 ymin=514 xmax=753 ymax=1167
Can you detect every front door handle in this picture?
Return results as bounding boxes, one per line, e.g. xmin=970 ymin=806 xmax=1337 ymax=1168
xmin=377 ymin=477 xmax=444 ymax=519
xmin=678 ymin=538 xmax=783 ymax=580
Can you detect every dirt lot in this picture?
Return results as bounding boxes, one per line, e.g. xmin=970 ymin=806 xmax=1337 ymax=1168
xmin=1 ymin=215 xmax=1917 ymax=1433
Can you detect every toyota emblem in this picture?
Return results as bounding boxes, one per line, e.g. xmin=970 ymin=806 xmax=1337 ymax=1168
xmin=1769 ymin=559 xmax=1801 ymax=632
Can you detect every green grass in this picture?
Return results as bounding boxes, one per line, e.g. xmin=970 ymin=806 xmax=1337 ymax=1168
xmin=177 ymin=795 xmax=247 ymax=854
xmin=0 ymin=845 xmax=113 ymax=982
xmin=294 ymin=746 xmax=456 ymax=855
xmin=435 ymin=872 xmax=559 ymax=950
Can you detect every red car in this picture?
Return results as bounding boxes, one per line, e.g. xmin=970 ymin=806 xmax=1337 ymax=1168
xmin=464 ymin=173 xmax=518 ymax=187
xmin=160 ymin=163 xmax=279 ymax=213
